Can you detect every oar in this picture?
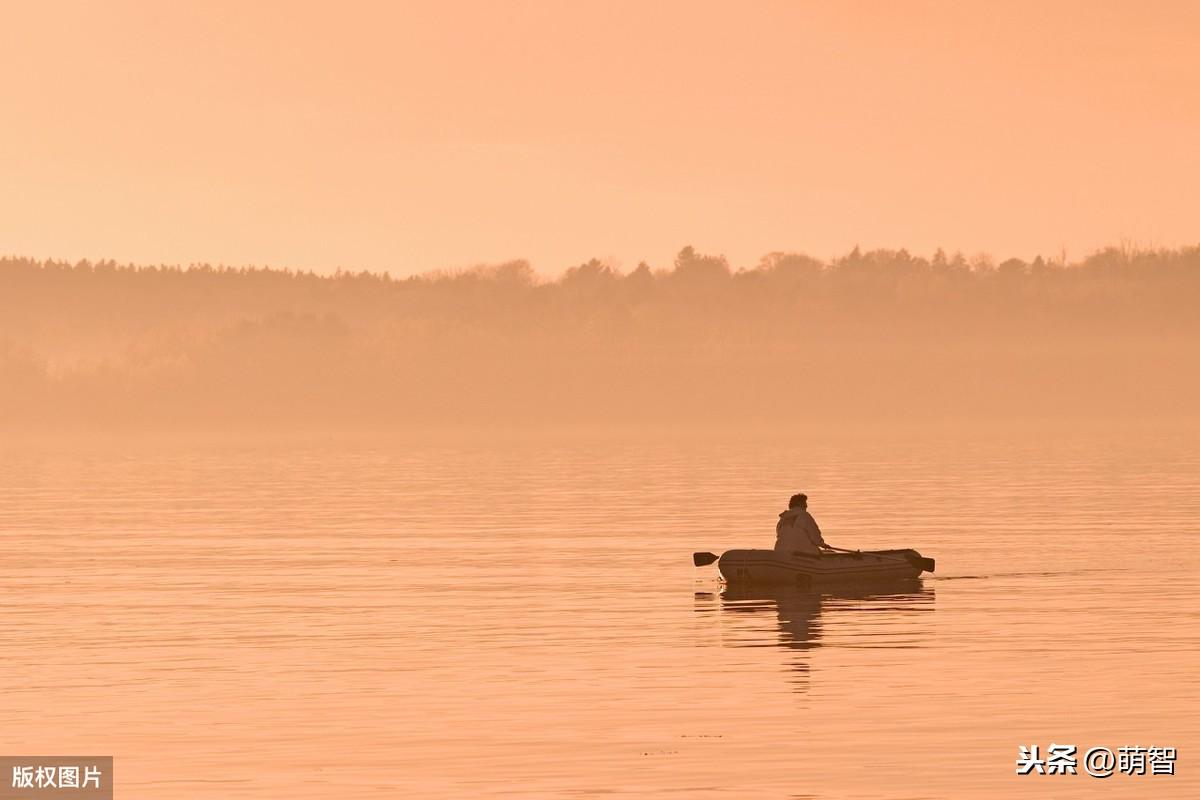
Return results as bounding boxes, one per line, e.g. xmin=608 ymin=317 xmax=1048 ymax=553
xmin=693 ymin=551 xmax=719 ymax=567
xmin=825 ymin=545 xmax=935 ymax=572
xmin=825 ymin=545 xmax=896 ymax=560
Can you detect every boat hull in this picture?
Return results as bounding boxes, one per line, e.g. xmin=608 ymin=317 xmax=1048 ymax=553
xmin=718 ymin=548 xmax=930 ymax=586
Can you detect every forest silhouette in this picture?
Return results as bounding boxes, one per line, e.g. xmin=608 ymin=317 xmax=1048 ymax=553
xmin=3 ymin=245 xmax=1197 ymax=430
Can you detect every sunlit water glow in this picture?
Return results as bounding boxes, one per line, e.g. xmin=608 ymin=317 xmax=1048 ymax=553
xmin=2 ymin=432 xmax=1197 ymax=798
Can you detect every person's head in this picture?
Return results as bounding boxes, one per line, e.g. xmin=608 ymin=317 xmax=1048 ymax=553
xmin=789 ymin=493 xmax=808 ymax=510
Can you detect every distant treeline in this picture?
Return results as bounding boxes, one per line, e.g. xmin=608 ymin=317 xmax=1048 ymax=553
xmin=2 ymin=245 xmax=1198 ymax=428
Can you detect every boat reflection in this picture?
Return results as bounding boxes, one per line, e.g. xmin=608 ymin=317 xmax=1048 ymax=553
xmin=696 ymin=580 xmax=935 ymax=692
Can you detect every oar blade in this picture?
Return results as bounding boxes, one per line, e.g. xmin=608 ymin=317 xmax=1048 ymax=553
xmin=693 ymin=551 xmax=719 ymax=567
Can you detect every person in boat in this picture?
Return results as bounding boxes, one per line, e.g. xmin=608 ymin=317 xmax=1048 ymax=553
xmin=775 ymin=493 xmax=829 ymax=556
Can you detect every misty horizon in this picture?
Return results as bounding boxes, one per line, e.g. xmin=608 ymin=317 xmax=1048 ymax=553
xmin=2 ymin=240 xmax=1173 ymax=283
xmin=4 ymin=242 xmax=1198 ymax=431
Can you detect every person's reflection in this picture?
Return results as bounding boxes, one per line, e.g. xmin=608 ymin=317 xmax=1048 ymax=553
xmin=698 ymin=580 xmax=933 ymax=692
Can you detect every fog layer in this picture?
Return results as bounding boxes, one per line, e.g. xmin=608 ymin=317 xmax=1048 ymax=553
xmin=3 ymin=246 xmax=1197 ymax=430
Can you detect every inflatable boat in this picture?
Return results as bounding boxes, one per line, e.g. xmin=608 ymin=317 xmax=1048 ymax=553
xmin=693 ymin=548 xmax=935 ymax=586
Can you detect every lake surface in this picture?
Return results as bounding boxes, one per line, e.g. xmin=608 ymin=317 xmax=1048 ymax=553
xmin=2 ymin=430 xmax=1197 ymax=798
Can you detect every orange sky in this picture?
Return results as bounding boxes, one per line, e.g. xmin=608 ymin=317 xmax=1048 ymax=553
xmin=3 ymin=1 xmax=1197 ymax=275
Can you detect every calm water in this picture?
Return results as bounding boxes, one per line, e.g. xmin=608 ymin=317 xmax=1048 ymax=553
xmin=2 ymin=431 xmax=1198 ymax=798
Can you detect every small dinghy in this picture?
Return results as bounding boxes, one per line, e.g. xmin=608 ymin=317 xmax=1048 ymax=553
xmin=693 ymin=548 xmax=935 ymax=586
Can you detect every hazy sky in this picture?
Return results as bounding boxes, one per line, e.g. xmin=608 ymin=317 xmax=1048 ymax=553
xmin=3 ymin=1 xmax=1197 ymax=275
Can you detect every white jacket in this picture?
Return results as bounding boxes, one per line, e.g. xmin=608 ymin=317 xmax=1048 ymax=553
xmin=774 ymin=508 xmax=826 ymax=556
